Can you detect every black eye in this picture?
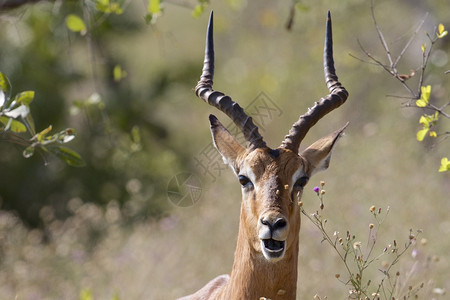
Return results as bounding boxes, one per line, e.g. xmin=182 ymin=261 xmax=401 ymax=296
xmin=294 ymin=176 xmax=309 ymax=189
xmin=238 ymin=175 xmax=253 ymax=188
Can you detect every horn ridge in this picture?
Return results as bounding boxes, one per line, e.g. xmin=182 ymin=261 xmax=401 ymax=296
xmin=280 ymin=11 xmax=348 ymax=153
xmin=195 ymin=11 xmax=267 ymax=150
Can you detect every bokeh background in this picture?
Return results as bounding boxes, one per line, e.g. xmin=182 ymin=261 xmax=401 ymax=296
xmin=0 ymin=0 xmax=448 ymax=299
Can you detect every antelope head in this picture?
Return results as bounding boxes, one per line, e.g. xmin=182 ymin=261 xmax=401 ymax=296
xmin=195 ymin=11 xmax=348 ymax=266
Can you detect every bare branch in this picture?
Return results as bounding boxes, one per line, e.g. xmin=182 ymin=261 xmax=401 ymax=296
xmin=357 ymin=39 xmax=418 ymax=98
xmin=348 ymin=53 xmax=380 ymax=66
xmin=357 ymin=39 xmax=391 ymax=71
xmin=417 ymin=33 xmax=436 ymax=97
xmin=370 ymin=0 xmax=394 ymax=68
xmin=393 ymin=14 xmax=428 ymax=68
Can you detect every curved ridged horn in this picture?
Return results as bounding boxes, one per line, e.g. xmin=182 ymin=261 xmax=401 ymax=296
xmin=195 ymin=11 xmax=267 ymax=150
xmin=280 ymin=11 xmax=349 ymax=153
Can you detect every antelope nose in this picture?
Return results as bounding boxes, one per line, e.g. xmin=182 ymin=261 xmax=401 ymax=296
xmin=260 ymin=217 xmax=287 ymax=233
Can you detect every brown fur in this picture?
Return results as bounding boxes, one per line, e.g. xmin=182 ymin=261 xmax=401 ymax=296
xmin=182 ymin=11 xmax=347 ymax=299
xmin=180 ymin=139 xmax=342 ymax=299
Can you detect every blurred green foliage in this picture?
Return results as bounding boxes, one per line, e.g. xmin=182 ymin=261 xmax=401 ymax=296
xmin=0 ymin=0 xmax=448 ymax=229
xmin=0 ymin=1 xmax=198 ymax=226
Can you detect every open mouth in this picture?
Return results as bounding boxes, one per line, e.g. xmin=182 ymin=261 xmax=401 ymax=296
xmin=261 ymin=239 xmax=285 ymax=260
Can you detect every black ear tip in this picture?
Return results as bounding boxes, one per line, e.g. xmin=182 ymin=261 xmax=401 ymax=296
xmin=209 ymin=114 xmax=219 ymax=125
xmin=327 ymin=10 xmax=331 ymax=18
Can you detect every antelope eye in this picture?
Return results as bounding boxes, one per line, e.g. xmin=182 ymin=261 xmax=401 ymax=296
xmin=238 ymin=175 xmax=252 ymax=187
xmin=294 ymin=176 xmax=309 ymax=189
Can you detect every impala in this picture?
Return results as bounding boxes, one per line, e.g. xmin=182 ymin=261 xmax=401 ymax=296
xmin=179 ymin=11 xmax=348 ymax=300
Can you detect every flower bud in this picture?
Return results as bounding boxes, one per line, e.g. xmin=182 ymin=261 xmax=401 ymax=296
xmin=369 ymin=205 xmax=376 ymax=212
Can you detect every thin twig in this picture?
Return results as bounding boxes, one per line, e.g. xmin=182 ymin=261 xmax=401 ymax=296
xmin=357 ymin=39 xmax=392 ymax=72
xmin=371 ymin=0 xmax=394 ymax=68
xmin=357 ymin=39 xmax=418 ymax=97
xmin=348 ymin=53 xmax=380 ymax=66
xmin=393 ymin=14 xmax=428 ymax=68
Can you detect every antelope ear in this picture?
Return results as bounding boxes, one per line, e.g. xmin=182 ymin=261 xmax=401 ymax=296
xmin=301 ymin=123 xmax=348 ymax=176
xmin=209 ymin=114 xmax=246 ymax=174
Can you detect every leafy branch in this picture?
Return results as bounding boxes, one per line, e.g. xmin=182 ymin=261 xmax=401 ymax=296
xmin=351 ymin=0 xmax=449 ymax=172
xmin=0 ymin=72 xmax=84 ymax=166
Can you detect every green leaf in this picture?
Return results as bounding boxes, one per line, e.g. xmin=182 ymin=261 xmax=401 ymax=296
xmin=0 ymin=116 xmax=9 ymax=128
xmin=144 ymin=14 xmax=153 ymax=24
xmin=50 ymin=146 xmax=85 ymax=167
xmin=10 ymin=119 xmax=26 ymax=133
xmin=0 ymin=72 xmax=12 ymax=99
xmin=416 ymin=128 xmax=429 ymax=141
xmin=96 ymin=0 xmax=123 ymax=14
xmin=192 ymin=4 xmax=205 ymax=18
xmin=416 ymin=99 xmax=427 ymax=107
xmin=23 ymin=146 xmax=35 ymax=158
xmin=65 ymin=14 xmax=87 ymax=34
xmin=113 ymin=65 xmax=127 ymax=82
xmin=36 ymin=125 xmax=53 ymax=142
xmin=437 ymin=24 xmax=448 ymax=39
xmin=15 ymin=91 xmax=35 ymax=105
xmin=419 ymin=115 xmax=430 ymax=127
xmin=148 ymin=0 xmax=161 ymax=14
xmin=0 ymin=116 xmax=27 ymax=132
xmin=96 ymin=0 xmax=109 ymax=12
xmin=146 ymin=0 xmax=162 ymax=23
xmin=438 ymin=157 xmax=450 ymax=172
xmin=420 ymin=85 xmax=431 ymax=102
xmin=0 ymin=117 xmax=27 ymax=133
